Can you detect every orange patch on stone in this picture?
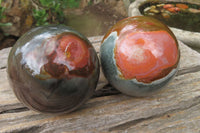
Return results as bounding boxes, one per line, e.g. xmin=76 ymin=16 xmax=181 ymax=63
xmin=176 ymin=4 xmax=189 ymax=9
xmin=167 ymin=7 xmax=181 ymax=13
xmin=58 ymin=34 xmax=90 ymax=69
xmin=115 ymin=31 xmax=178 ymax=83
xmin=163 ymin=4 xmax=174 ymax=9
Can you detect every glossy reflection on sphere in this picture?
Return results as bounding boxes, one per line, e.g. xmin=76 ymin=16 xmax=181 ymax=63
xmin=100 ymin=16 xmax=180 ymax=96
xmin=7 ymin=25 xmax=100 ymax=113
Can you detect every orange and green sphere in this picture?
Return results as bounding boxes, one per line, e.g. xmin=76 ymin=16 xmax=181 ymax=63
xmin=7 ymin=25 xmax=100 ymax=113
xmin=100 ymin=16 xmax=180 ymax=96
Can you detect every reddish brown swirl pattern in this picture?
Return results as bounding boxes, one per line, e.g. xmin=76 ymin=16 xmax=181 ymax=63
xmin=41 ymin=33 xmax=94 ymax=79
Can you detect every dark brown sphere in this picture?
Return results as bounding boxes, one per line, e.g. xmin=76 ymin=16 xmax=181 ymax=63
xmin=7 ymin=25 xmax=100 ymax=114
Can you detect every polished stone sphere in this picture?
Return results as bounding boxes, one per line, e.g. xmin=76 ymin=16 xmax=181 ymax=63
xmin=100 ymin=16 xmax=180 ymax=96
xmin=7 ymin=25 xmax=100 ymax=113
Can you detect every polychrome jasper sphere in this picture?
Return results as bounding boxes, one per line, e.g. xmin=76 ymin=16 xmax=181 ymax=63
xmin=100 ymin=16 xmax=180 ymax=96
xmin=7 ymin=25 xmax=100 ymax=113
